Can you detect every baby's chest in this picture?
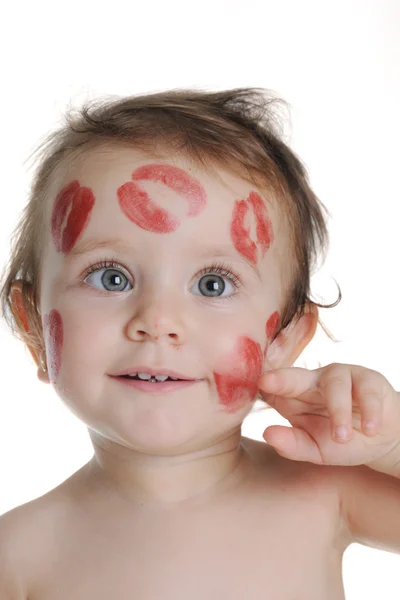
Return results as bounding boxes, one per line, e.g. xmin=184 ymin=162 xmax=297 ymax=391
xmin=29 ymin=495 xmax=346 ymax=600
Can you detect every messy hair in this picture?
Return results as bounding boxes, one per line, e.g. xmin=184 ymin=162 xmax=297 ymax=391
xmin=0 ymin=87 xmax=340 ymax=389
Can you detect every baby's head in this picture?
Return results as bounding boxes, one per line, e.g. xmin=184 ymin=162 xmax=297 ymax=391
xmin=0 ymin=87 xmax=337 ymax=450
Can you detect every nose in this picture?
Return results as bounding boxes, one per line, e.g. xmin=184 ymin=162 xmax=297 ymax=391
xmin=125 ymin=296 xmax=187 ymax=346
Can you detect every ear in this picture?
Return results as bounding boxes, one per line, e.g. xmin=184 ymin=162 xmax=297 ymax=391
xmin=10 ymin=280 xmax=50 ymax=384
xmin=264 ymin=302 xmax=318 ymax=370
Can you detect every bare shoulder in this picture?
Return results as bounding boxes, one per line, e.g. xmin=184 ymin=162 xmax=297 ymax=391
xmin=243 ymin=434 xmax=350 ymax=487
xmin=0 ymin=498 xmax=53 ymax=599
xmin=0 ymin=464 xmax=89 ymax=598
xmin=242 ymin=436 xmax=354 ymax=551
xmin=0 ymin=504 xmax=31 ymax=599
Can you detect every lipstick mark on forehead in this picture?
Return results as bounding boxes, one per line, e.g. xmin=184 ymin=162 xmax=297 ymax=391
xmin=230 ymin=199 xmax=257 ymax=264
xmin=51 ymin=181 xmax=96 ymax=254
xmin=117 ymin=163 xmax=207 ymax=233
xmin=132 ymin=164 xmax=206 ymax=217
xmin=43 ymin=309 xmax=63 ymax=384
xmin=230 ymin=191 xmax=274 ymax=265
xmin=249 ymin=191 xmax=274 ymax=257
xmin=213 ymin=336 xmax=263 ymax=414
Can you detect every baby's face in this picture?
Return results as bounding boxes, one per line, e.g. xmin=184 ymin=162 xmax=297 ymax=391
xmin=39 ymin=146 xmax=286 ymax=451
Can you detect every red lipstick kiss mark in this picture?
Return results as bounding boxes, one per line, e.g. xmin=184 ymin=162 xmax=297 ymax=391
xmin=230 ymin=191 xmax=274 ymax=264
xmin=263 ymin=310 xmax=280 ymax=357
xmin=43 ymin=310 xmax=63 ymax=384
xmin=213 ymin=337 xmax=263 ymax=413
xmin=51 ymin=181 xmax=95 ymax=254
xmin=266 ymin=311 xmax=280 ymax=341
xmin=117 ymin=164 xmax=207 ymax=233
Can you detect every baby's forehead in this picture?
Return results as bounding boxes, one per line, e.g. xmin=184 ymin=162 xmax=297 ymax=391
xmin=55 ymin=145 xmax=265 ymax=207
xmin=50 ymin=145 xmax=284 ymax=233
xmin=47 ymin=144 xmax=288 ymax=283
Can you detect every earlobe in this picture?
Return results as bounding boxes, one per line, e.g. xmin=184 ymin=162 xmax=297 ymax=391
xmin=10 ymin=281 xmax=45 ymax=374
xmin=264 ymin=303 xmax=318 ymax=370
xmin=10 ymin=281 xmax=31 ymax=335
xmin=37 ymin=364 xmax=50 ymax=384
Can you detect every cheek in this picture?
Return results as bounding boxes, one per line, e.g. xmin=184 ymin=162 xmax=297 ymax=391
xmin=43 ymin=310 xmax=64 ymax=384
xmin=213 ymin=336 xmax=263 ymax=414
xmin=51 ymin=181 xmax=95 ymax=254
xmin=117 ymin=163 xmax=207 ymax=233
xmin=230 ymin=191 xmax=274 ymax=265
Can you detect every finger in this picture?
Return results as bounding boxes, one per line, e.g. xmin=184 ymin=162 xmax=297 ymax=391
xmin=353 ymin=370 xmax=386 ymax=435
xmin=258 ymin=367 xmax=319 ymax=398
xmin=257 ymin=392 xmax=305 ymax=420
xmin=263 ymin=425 xmax=324 ymax=464
xmin=317 ymin=365 xmax=353 ymax=442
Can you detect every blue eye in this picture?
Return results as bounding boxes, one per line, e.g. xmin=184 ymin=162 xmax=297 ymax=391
xmin=191 ymin=271 xmax=236 ymax=298
xmin=192 ymin=262 xmax=242 ymax=299
xmin=82 ymin=259 xmax=242 ymax=298
xmin=83 ymin=261 xmax=132 ymax=293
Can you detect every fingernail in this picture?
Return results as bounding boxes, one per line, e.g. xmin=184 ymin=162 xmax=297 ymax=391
xmin=364 ymin=420 xmax=376 ymax=433
xmin=335 ymin=426 xmax=349 ymax=440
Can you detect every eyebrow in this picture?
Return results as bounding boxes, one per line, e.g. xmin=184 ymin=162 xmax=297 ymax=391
xmin=68 ymin=238 xmax=131 ymax=257
xmin=67 ymin=237 xmax=262 ymax=280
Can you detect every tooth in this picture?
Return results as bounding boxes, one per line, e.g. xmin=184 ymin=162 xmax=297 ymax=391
xmin=154 ymin=375 xmax=169 ymax=382
xmin=137 ymin=373 xmax=152 ymax=380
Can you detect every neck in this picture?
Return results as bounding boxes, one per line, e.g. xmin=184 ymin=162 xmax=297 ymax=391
xmin=85 ymin=428 xmax=252 ymax=509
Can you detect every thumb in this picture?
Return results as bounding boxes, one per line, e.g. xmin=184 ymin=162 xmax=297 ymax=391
xmin=263 ymin=425 xmax=323 ymax=464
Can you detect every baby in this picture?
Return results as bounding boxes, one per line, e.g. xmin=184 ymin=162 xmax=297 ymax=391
xmin=1 ymin=87 xmax=399 ymax=599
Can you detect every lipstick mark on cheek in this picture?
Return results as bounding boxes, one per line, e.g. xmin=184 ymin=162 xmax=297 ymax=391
xmin=264 ymin=311 xmax=280 ymax=357
xmin=43 ymin=310 xmax=63 ymax=384
xmin=213 ymin=337 xmax=263 ymax=413
xmin=230 ymin=191 xmax=274 ymax=265
xmin=117 ymin=164 xmax=207 ymax=233
xmin=51 ymin=181 xmax=96 ymax=254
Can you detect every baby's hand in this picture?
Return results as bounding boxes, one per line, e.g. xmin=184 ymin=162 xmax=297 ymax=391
xmin=258 ymin=363 xmax=400 ymax=469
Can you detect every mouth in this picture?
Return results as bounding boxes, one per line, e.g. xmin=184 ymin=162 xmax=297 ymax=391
xmin=110 ymin=366 xmax=202 ymax=394
xmin=112 ymin=367 xmax=196 ymax=381
xmin=119 ymin=374 xmax=189 ymax=383
xmin=110 ymin=374 xmax=200 ymax=394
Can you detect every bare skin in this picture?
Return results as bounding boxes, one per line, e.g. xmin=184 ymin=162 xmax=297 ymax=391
xmin=3 ymin=437 xmax=352 ymax=600
xmin=3 ymin=147 xmax=351 ymax=598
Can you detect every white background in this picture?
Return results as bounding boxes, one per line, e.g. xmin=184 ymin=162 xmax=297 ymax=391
xmin=1 ymin=0 xmax=399 ymax=597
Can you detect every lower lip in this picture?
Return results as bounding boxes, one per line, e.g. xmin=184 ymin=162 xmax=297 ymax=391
xmin=111 ymin=376 xmax=200 ymax=394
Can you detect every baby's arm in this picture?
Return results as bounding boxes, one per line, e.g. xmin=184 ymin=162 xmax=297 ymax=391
xmin=336 ymin=464 xmax=400 ymax=555
xmin=259 ymin=363 xmax=400 ymax=554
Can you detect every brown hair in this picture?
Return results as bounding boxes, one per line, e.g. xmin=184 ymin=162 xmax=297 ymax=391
xmin=0 ymin=86 xmax=340 ymax=374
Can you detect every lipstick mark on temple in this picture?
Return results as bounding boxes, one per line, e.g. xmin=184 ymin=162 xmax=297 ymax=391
xmin=51 ymin=181 xmax=95 ymax=254
xmin=43 ymin=310 xmax=63 ymax=384
xmin=266 ymin=311 xmax=280 ymax=341
xmin=117 ymin=164 xmax=207 ymax=233
xmin=264 ymin=310 xmax=280 ymax=357
xmin=213 ymin=337 xmax=263 ymax=413
xmin=230 ymin=191 xmax=274 ymax=264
